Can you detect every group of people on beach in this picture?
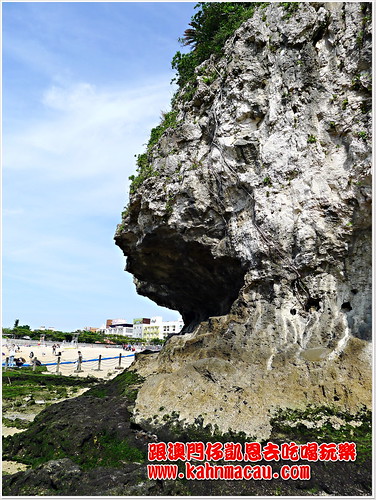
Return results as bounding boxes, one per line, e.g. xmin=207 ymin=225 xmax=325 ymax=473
xmin=123 ymin=344 xmax=136 ymax=351
xmin=4 ymin=344 xmax=41 ymax=368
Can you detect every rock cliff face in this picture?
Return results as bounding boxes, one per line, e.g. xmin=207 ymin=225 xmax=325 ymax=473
xmin=115 ymin=2 xmax=372 ymax=439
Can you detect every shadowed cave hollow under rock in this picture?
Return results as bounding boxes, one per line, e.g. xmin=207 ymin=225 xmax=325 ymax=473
xmin=124 ymin=231 xmax=247 ymax=333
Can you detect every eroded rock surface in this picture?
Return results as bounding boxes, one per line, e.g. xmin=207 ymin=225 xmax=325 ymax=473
xmin=115 ymin=2 xmax=372 ymax=438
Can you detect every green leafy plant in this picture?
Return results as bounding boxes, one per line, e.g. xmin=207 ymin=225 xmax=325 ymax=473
xmin=202 ymin=71 xmax=217 ymax=85
xmin=171 ymin=2 xmax=266 ymax=91
xmin=128 ymin=111 xmax=180 ymax=194
xmin=307 ymin=135 xmax=317 ymax=143
xmin=148 ymin=110 xmax=179 ymax=149
xmin=281 ymin=2 xmax=300 ymax=20
xmin=351 ymin=74 xmax=362 ymax=90
xmin=263 ymin=176 xmax=272 ymax=187
xmin=121 ymin=206 xmax=130 ymax=218
xmin=357 ymin=131 xmax=368 ymax=140
xmin=356 ymin=30 xmax=364 ymax=47
xmin=165 ymin=194 xmax=175 ymax=216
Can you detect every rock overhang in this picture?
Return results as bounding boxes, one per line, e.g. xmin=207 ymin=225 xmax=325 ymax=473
xmin=116 ymin=224 xmax=248 ymax=332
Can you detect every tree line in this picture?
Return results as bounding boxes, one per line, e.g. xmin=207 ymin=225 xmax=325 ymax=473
xmin=2 ymin=324 xmax=161 ymax=346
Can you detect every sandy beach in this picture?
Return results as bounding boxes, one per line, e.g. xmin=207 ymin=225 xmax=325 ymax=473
xmin=2 ymin=344 xmax=137 ymax=474
xmin=2 ymin=343 xmax=136 ymax=379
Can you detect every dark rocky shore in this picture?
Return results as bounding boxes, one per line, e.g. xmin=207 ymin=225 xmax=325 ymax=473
xmin=2 ymin=362 xmax=372 ymax=496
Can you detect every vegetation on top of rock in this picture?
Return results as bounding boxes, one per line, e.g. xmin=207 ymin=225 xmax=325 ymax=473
xmin=128 ymin=110 xmax=180 ymax=195
xmin=148 ymin=110 xmax=179 ymax=149
xmin=280 ymin=2 xmax=300 ymax=19
xmin=124 ymin=1 xmax=308 ymax=198
xmin=171 ymin=2 xmax=269 ymax=90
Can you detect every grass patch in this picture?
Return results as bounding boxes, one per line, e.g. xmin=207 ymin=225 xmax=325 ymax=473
xmin=2 ymin=417 xmax=31 ymax=429
xmin=3 ymin=370 xmax=148 ymax=472
xmin=81 ymin=432 xmax=146 ymax=469
xmin=270 ymin=405 xmax=372 ymax=463
xmin=6 ymin=431 xmax=146 ymax=470
xmin=85 ymin=369 xmax=145 ymax=401
xmin=2 ymin=368 xmax=98 ymax=386
xmin=2 ymin=369 xmax=100 ymax=411
xmin=307 ymin=134 xmax=317 ymax=143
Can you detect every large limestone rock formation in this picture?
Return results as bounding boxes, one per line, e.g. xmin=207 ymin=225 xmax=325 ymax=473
xmin=115 ymin=2 xmax=372 ymax=439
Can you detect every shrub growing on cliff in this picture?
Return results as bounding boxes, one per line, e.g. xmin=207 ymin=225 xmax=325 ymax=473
xmin=128 ymin=111 xmax=180 ymax=194
xmin=129 ymin=153 xmax=155 ymax=194
xmin=172 ymin=2 xmax=268 ymax=90
xmin=148 ymin=110 xmax=179 ymax=149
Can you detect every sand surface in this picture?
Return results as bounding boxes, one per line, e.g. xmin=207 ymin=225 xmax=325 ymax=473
xmin=2 ymin=343 xmax=136 ymax=379
xmin=2 ymin=344 xmax=137 ymax=475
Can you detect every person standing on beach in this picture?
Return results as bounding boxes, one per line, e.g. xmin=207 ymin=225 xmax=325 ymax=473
xmin=9 ymin=346 xmax=16 ymax=366
xmin=74 ymin=351 xmax=83 ymax=373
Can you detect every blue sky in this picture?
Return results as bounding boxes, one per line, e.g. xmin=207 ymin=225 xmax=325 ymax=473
xmin=2 ymin=2 xmax=196 ymax=331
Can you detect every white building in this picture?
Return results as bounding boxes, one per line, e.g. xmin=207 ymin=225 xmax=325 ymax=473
xmin=142 ymin=316 xmax=184 ymax=341
xmin=106 ymin=325 xmax=134 ymax=337
xmin=133 ymin=318 xmax=151 ymax=339
xmin=99 ymin=316 xmax=184 ymax=340
xmin=100 ymin=319 xmax=135 ymax=337
xmin=162 ymin=317 xmax=184 ymax=337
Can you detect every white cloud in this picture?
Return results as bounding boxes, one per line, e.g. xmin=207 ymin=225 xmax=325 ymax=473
xmin=42 ymin=82 xmax=97 ymax=110
xmin=3 ymin=78 xmax=174 ymax=181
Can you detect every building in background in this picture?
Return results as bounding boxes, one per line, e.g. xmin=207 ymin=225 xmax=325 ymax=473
xmin=101 ymin=319 xmax=134 ymax=337
xmin=100 ymin=316 xmax=184 ymax=340
xmin=142 ymin=317 xmax=184 ymax=341
xmin=143 ymin=316 xmax=162 ymax=340
xmin=132 ymin=318 xmax=151 ymax=338
xmin=162 ymin=317 xmax=184 ymax=337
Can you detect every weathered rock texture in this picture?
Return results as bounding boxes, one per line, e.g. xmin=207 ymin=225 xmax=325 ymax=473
xmin=115 ymin=2 xmax=372 ymax=439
